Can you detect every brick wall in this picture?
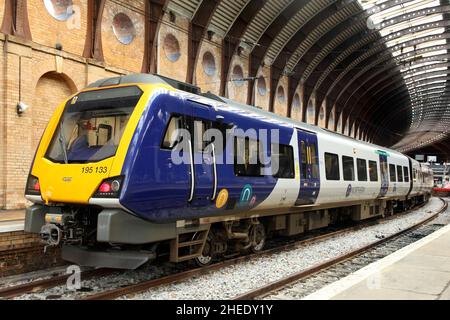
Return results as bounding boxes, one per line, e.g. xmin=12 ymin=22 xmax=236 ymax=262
xmin=157 ymin=14 xmax=189 ymax=82
xmin=0 ymin=1 xmax=4 ymax=29
xmin=254 ymin=66 xmax=270 ymax=111
xmin=102 ymin=0 xmax=145 ymax=73
xmin=0 ymin=231 xmax=64 ymax=277
xmin=28 ymin=0 xmax=88 ymax=56
xmin=195 ymin=39 xmax=222 ymax=95
xmin=274 ymin=76 xmax=288 ymax=117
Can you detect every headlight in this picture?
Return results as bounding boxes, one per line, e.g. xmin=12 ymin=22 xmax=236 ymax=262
xmin=25 ymin=175 xmax=41 ymax=196
xmin=93 ymin=176 xmax=124 ymax=198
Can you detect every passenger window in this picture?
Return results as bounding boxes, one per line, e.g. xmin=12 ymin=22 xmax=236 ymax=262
xmin=369 ymin=160 xmax=378 ymax=181
xmin=234 ymin=137 xmax=264 ymax=177
xmin=271 ymin=144 xmax=294 ymax=179
xmin=397 ymin=165 xmax=403 ymax=182
xmin=403 ymin=166 xmax=409 ymax=183
xmin=325 ymin=153 xmax=340 ymax=180
xmin=310 ymin=144 xmax=319 ymax=179
xmin=389 ymin=164 xmax=396 ymax=182
xmin=162 ymin=116 xmax=183 ymax=149
xmin=342 ymin=156 xmax=355 ymax=181
xmin=301 ymin=141 xmax=307 ymax=179
xmin=357 ymin=158 xmax=367 ymax=181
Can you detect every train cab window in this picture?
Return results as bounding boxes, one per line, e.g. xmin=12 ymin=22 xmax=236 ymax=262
xmin=403 ymin=166 xmax=409 ymax=183
xmin=162 ymin=116 xmax=183 ymax=149
xmin=397 ymin=165 xmax=403 ymax=182
xmin=46 ymin=86 xmax=143 ymax=163
xmin=271 ymin=144 xmax=294 ymax=179
xmin=234 ymin=137 xmax=264 ymax=177
xmin=357 ymin=158 xmax=367 ymax=181
xmin=342 ymin=156 xmax=355 ymax=181
xmin=325 ymin=153 xmax=340 ymax=180
xmin=369 ymin=160 xmax=378 ymax=181
xmin=389 ymin=164 xmax=397 ymax=182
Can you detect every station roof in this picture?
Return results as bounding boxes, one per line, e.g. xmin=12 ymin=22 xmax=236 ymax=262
xmin=166 ymin=0 xmax=450 ymax=151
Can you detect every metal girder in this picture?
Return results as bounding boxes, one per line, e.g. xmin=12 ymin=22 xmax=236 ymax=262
xmin=408 ymin=75 xmax=450 ymax=88
xmin=283 ymin=2 xmax=363 ymax=75
xmin=186 ymin=0 xmax=220 ymax=84
xmin=321 ymin=18 xmax=450 ymax=103
xmin=306 ymin=3 xmax=448 ymax=96
xmin=142 ymin=0 xmax=169 ymax=73
xmin=268 ymin=1 xmax=353 ymax=113
xmin=219 ymin=0 xmax=265 ymax=96
xmin=246 ymin=0 xmax=313 ymax=105
xmin=286 ymin=20 xmax=371 ymax=122
xmin=342 ymin=50 xmax=450 ymax=129
xmin=346 ymin=71 xmax=403 ymax=132
xmin=324 ymin=48 xmax=447 ymax=132
xmin=83 ymin=0 xmax=106 ymax=61
xmin=331 ymin=35 xmax=450 ymax=122
xmin=0 ymin=0 xmax=32 ymax=40
xmin=340 ymin=42 xmax=450 ymax=110
xmin=312 ymin=17 xmax=450 ymax=125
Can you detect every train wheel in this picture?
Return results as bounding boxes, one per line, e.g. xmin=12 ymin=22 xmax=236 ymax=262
xmin=250 ymin=224 xmax=266 ymax=253
xmin=195 ymin=233 xmax=213 ymax=267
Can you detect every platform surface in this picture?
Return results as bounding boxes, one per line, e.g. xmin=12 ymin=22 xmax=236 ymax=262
xmin=304 ymin=223 xmax=450 ymax=300
xmin=0 ymin=210 xmax=25 ymax=232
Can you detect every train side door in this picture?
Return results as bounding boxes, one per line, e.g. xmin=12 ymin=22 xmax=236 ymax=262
xmin=296 ymin=129 xmax=320 ymax=205
xmin=378 ymin=154 xmax=389 ymax=197
xmin=185 ymin=100 xmax=216 ymax=207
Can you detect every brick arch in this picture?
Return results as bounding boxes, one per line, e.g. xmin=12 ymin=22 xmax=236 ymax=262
xmin=33 ymin=57 xmax=80 ymax=95
xmin=32 ymin=72 xmax=76 ymax=150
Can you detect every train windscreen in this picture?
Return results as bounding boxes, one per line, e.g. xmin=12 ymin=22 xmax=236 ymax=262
xmin=45 ymin=86 xmax=143 ymax=164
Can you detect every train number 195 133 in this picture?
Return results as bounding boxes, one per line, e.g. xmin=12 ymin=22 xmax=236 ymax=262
xmin=81 ymin=166 xmax=108 ymax=174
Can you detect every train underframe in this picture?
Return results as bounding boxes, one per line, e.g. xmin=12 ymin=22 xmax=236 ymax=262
xmin=25 ymin=193 xmax=430 ymax=269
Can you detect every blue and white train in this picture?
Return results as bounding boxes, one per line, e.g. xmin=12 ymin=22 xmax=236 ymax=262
xmin=24 ymin=74 xmax=433 ymax=269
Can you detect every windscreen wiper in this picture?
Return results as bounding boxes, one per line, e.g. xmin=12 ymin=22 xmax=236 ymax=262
xmin=58 ymin=122 xmax=69 ymax=164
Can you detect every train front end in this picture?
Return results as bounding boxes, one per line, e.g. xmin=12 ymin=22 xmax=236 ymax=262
xmin=24 ymin=81 xmax=158 ymax=268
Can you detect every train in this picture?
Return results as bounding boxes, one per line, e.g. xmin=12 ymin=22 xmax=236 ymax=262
xmin=24 ymin=74 xmax=434 ymax=269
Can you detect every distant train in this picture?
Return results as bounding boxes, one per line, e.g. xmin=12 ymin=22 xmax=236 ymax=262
xmin=24 ymin=74 xmax=433 ymax=269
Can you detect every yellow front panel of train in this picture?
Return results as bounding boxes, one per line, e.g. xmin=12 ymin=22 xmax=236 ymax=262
xmin=32 ymin=158 xmax=113 ymax=204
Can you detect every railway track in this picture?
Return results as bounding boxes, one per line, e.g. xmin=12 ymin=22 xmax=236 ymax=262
xmin=80 ymin=199 xmax=445 ymax=300
xmin=0 ymin=268 xmax=113 ymax=299
xmin=0 ymin=199 xmax=443 ymax=300
xmin=232 ymin=199 xmax=448 ymax=300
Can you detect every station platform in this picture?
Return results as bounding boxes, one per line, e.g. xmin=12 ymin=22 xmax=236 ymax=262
xmin=0 ymin=210 xmax=25 ymax=233
xmin=304 ymin=223 xmax=450 ymax=300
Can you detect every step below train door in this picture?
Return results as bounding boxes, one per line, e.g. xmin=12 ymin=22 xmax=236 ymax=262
xmin=185 ymin=100 xmax=217 ymax=208
xmin=296 ymin=129 xmax=321 ymax=205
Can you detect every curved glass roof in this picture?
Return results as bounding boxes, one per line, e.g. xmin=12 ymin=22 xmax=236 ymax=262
xmin=358 ymin=0 xmax=450 ymax=152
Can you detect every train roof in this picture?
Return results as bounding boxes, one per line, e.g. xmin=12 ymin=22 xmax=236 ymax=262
xmin=86 ymin=73 xmax=407 ymax=159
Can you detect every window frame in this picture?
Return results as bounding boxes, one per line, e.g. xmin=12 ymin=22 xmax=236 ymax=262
xmin=342 ymin=155 xmax=355 ymax=181
xmin=397 ymin=165 xmax=404 ymax=182
xmin=234 ymin=136 xmax=265 ymax=177
xmin=161 ymin=114 xmax=184 ymax=150
xmin=403 ymin=166 xmax=410 ymax=183
xmin=271 ymin=143 xmax=295 ymax=179
xmin=324 ymin=152 xmax=340 ymax=181
xmin=369 ymin=160 xmax=378 ymax=182
xmin=357 ymin=158 xmax=368 ymax=182
xmin=389 ymin=164 xmax=397 ymax=182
